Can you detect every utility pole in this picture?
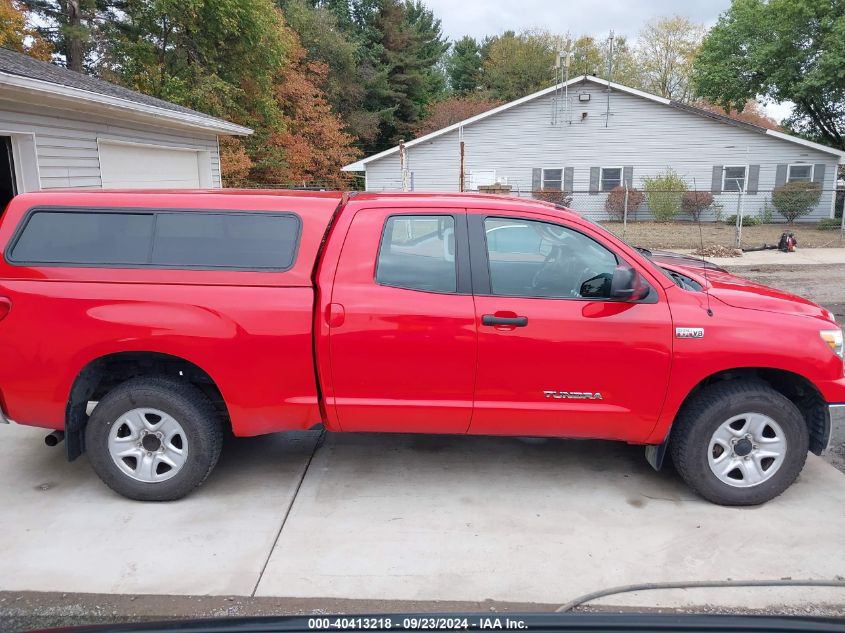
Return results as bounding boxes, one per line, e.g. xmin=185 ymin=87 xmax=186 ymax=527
xmin=458 ymin=127 xmax=465 ymax=192
xmin=399 ymin=140 xmax=409 ymax=192
xmin=605 ymin=30 xmax=614 ymax=128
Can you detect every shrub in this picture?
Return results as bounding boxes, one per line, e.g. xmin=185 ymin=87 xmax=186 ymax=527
xmin=681 ymin=191 xmax=715 ymax=221
xmin=724 ymin=214 xmax=761 ymax=226
xmin=818 ymin=217 xmax=842 ymax=231
xmin=759 ymin=199 xmax=773 ymax=223
xmin=642 ymin=169 xmax=687 ymax=222
xmin=771 ymin=181 xmax=822 ymax=224
xmin=533 ymin=189 xmax=573 ymax=207
xmin=604 ymin=186 xmax=645 ymax=221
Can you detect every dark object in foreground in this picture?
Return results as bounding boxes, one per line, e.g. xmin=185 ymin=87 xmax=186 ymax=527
xmin=24 ymin=613 xmax=845 ymax=633
xmin=743 ymin=232 xmax=798 ymax=253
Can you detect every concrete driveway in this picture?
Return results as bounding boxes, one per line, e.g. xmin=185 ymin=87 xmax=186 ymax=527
xmin=1 ymin=424 xmax=845 ymax=610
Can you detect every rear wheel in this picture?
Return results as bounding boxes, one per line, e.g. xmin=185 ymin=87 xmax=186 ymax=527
xmin=85 ymin=376 xmax=223 ymax=501
xmin=669 ymin=380 xmax=808 ymax=506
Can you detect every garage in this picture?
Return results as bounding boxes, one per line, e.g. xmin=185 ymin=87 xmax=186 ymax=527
xmin=0 ymin=47 xmax=252 ymax=195
xmin=98 ymin=141 xmax=212 ymax=189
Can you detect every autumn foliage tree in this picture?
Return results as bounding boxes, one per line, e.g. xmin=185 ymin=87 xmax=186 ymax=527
xmin=254 ymin=32 xmax=360 ymax=188
xmin=0 ymin=0 xmax=52 ymax=60
xmin=415 ymin=96 xmax=501 ymax=135
xmin=696 ymin=99 xmax=781 ymax=130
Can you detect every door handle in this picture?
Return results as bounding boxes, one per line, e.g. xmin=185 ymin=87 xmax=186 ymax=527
xmin=482 ymin=314 xmax=528 ymax=327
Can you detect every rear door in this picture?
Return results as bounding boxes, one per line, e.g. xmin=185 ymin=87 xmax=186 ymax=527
xmin=468 ymin=209 xmax=673 ymax=442
xmin=326 ymin=207 xmax=476 ymax=433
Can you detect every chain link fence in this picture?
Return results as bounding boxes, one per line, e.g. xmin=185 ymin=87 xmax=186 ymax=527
xmin=223 ymin=176 xmax=845 ymax=248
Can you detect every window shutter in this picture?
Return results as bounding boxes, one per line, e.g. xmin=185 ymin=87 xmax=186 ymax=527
xmin=775 ymin=164 xmax=788 ymax=187
xmin=589 ymin=167 xmax=600 ymax=194
xmin=747 ymin=165 xmax=760 ymax=195
xmin=711 ymin=165 xmax=723 ymax=194
xmin=813 ymin=163 xmax=826 ymax=185
xmin=532 ymin=168 xmax=542 ymax=193
xmin=563 ymin=167 xmax=574 ymax=193
xmin=623 ymin=166 xmax=633 ymax=188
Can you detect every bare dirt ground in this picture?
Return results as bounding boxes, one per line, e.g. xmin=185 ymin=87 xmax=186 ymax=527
xmin=602 ymin=221 xmax=845 ymax=250
xmin=723 ymin=263 xmax=845 ymax=474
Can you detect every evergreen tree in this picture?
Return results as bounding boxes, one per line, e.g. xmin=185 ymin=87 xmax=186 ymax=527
xmin=447 ymin=36 xmax=482 ymax=94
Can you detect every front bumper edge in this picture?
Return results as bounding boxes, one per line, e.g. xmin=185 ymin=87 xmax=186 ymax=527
xmin=828 ymin=404 xmax=845 ymax=451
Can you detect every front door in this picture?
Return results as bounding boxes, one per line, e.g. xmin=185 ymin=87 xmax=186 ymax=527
xmin=468 ymin=210 xmax=673 ymax=442
xmin=327 ymin=207 xmax=476 ymax=433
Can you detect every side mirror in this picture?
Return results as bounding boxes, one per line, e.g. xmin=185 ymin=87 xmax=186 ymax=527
xmin=610 ymin=264 xmax=649 ymax=301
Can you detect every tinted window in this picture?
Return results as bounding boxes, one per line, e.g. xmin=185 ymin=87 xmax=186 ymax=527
xmin=376 ymin=215 xmax=456 ymax=293
xmin=484 ymin=217 xmax=618 ymax=299
xmin=10 ymin=211 xmax=154 ymax=265
xmin=152 ymin=212 xmax=298 ymax=269
xmin=8 ymin=209 xmax=299 ymax=270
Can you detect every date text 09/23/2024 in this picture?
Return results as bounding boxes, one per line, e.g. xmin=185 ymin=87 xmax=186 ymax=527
xmin=307 ymin=617 xmax=528 ymax=630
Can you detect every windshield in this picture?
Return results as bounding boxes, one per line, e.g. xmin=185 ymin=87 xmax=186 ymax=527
xmin=4 ymin=0 xmax=845 ymax=631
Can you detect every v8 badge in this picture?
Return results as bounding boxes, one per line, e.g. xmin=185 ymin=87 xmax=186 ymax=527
xmin=676 ymin=327 xmax=704 ymax=339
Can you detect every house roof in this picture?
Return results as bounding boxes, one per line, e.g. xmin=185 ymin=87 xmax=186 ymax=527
xmin=343 ymin=75 xmax=845 ymax=171
xmin=0 ymin=47 xmax=252 ymax=136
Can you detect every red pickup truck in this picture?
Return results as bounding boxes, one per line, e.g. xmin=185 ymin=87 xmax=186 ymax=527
xmin=0 ymin=189 xmax=842 ymax=505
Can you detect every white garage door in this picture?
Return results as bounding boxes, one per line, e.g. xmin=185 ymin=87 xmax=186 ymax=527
xmin=98 ymin=141 xmax=207 ymax=189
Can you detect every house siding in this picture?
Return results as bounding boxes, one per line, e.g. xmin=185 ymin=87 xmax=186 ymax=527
xmin=0 ymin=98 xmax=222 ymax=189
xmin=364 ymin=81 xmax=840 ymax=221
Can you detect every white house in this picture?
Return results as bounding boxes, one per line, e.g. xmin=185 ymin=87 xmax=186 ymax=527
xmin=344 ymin=76 xmax=845 ymax=221
xmin=0 ymin=48 xmax=253 ymax=213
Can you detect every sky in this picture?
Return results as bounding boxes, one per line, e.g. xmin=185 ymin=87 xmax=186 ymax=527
xmin=423 ymin=0 xmax=733 ymax=42
xmin=423 ymin=0 xmax=794 ymax=121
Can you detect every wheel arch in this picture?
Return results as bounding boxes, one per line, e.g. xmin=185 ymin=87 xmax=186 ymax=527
xmin=65 ymin=351 xmax=230 ymax=461
xmin=664 ymin=367 xmax=829 ymax=456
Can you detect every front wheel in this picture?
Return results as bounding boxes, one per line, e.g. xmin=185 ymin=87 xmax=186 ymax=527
xmin=85 ymin=377 xmax=223 ymax=501
xmin=669 ymin=380 xmax=809 ymax=506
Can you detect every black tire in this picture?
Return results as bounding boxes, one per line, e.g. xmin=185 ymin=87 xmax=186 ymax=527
xmin=85 ymin=376 xmax=223 ymax=501
xmin=669 ymin=379 xmax=808 ymax=506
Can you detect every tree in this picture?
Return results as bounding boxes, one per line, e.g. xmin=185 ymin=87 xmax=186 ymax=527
xmin=24 ymin=0 xmax=115 ymax=71
xmin=642 ymin=168 xmax=687 ymax=222
xmin=481 ymin=30 xmax=556 ymax=101
xmin=0 ymin=0 xmax=52 ymax=60
xmin=771 ymin=181 xmax=823 ymax=224
xmin=681 ymin=190 xmax=715 ymax=221
xmin=569 ymin=36 xmax=603 ymax=77
xmin=278 ymin=0 xmax=364 ymax=131
xmin=605 ymin=186 xmax=644 ymax=221
xmin=693 ymin=0 xmax=845 ymax=150
xmin=447 ymin=35 xmax=482 ymax=94
xmin=636 ymin=15 xmax=705 ymax=102
xmin=351 ymin=0 xmax=449 ymax=152
xmin=695 ymin=99 xmax=781 ymax=130
xmin=101 ymin=0 xmax=290 ymax=179
xmin=414 ymin=95 xmax=500 ymax=135
xmin=255 ymin=32 xmax=361 ymax=187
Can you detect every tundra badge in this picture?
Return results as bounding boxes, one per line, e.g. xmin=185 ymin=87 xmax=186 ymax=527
xmin=676 ymin=327 xmax=704 ymax=339
xmin=543 ymin=391 xmax=603 ymax=400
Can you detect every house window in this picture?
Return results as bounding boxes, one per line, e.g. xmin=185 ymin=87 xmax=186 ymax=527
xmin=723 ymin=166 xmax=747 ymax=192
xmin=787 ymin=164 xmax=813 ymax=183
xmin=600 ymin=167 xmax=622 ymax=192
xmin=542 ymin=168 xmax=562 ymax=190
